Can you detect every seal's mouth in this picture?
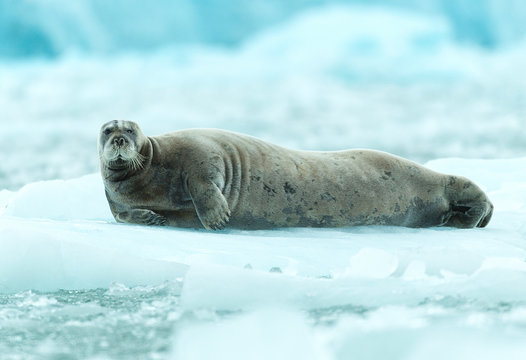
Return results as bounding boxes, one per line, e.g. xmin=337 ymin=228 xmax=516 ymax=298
xmin=109 ymin=155 xmax=127 ymax=165
xmin=102 ymin=145 xmax=145 ymax=171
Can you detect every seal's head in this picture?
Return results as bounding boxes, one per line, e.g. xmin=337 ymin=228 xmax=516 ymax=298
xmin=99 ymin=120 xmax=146 ymax=171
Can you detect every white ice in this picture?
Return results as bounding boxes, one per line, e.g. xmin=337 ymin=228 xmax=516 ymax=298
xmin=1 ymin=158 xmax=525 ymax=359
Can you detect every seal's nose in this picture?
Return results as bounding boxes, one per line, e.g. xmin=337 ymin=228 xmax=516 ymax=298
xmin=113 ymin=136 xmax=126 ymax=147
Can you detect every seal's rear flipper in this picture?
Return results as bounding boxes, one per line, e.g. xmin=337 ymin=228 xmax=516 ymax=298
xmin=476 ymin=202 xmax=493 ymax=228
xmin=443 ymin=175 xmax=493 ymax=229
xmin=444 ymin=201 xmax=493 ymax=228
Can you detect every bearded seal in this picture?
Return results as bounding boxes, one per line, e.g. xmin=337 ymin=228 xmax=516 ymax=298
xmin=98 ymin=120 xmax=493 ymax=230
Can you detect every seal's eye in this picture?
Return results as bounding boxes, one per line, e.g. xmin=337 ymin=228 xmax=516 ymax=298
xmin=126 ymin=129 xmax=134 ymax=134
xmin=104 ymin=129 xmax=112 ymax=135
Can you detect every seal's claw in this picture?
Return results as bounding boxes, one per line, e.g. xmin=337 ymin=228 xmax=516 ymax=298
xmin=147 ymin=212 xmax=168 ymax=226
xmin=116 ymin=209 xmax=167 ymax=226
xmin=140 ymin=209 xmax=167 ymax=226
xmin=202 ymin=212 xmax=229 ymax=230
xmin=201 ymin=208 xmax=230 ymax=231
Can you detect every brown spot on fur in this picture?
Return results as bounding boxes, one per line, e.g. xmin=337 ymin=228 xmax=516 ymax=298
xmin=263 ymin=183 xmax=276 ymax=195
xmin=284 ymin=182 xmax=296 ymax=194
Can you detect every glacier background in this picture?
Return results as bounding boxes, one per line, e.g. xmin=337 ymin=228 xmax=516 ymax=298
xmin=1 ymin=1 xmax=526 ymax=359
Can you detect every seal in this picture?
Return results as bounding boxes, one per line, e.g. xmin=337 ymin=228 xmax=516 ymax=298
xmin=99 ymin=120 xmax=493 ymax=230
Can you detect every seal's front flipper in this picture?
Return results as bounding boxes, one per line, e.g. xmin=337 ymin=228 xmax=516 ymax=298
xmin=188 ymin=179 xmax=231 ymax=230
xmin=116 ymin=209 xmax=168 ymax=226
